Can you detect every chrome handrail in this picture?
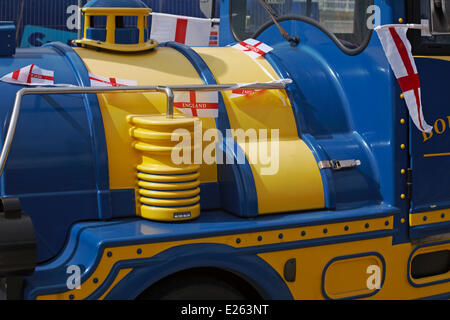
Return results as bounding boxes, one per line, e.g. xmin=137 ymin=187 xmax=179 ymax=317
xmin=0 ymin=80 xmax=291 ymax=176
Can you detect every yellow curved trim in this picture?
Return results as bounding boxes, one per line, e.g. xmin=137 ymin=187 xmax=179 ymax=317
xmin=137 ymin=172 xmax=200 ymax=183
xmin=140 ymin=195 xmax=200 ymax=207
xmin=75 ymin=46 xmax=219 ymax=190
xmin=415 ymin=56 xmax=450 ymax=62
xmin=82 ymin=8 xmax=152 ymax=15
xmin=409 ymin=208 xmax=450 ymax=227
xmin=139 ymin=187 xmax=200 ymax=199
xmin=138 ymin=179 xmax=200 ymax=191
xmin=193 ymin=47 xmax=325 ymax=215
xmin=74 ymin=39 xmax=158 ymax=53
xmin=36 ymin=216 xmax=393 ymax=300
xmin=99 ymin=268 xmax=132 ymax=300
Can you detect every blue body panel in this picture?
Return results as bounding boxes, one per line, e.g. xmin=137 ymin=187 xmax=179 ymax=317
xmin=411 ymin=58 xmax=450 ymax=213
xmin=0 ymin=43 xmax=135 ymax=262
xmin=24 ymin=204 xmax=396 ymax=300
xmin=3 ymin=0 xmax=450 ymax=299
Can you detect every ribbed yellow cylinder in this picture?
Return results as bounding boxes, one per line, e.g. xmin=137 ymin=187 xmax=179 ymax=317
xmin=129 ymin=114 xmax=201 ymax=221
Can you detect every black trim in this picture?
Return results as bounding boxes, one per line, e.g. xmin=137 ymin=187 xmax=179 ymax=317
xmin=0 ymin=197 xmax=37 ymax=280
xmin=283 ymin=258 xmax=296 ymax=282
xmin=411 ymin=250 xmax=450 ymax=279
xmin=407 ymin=0 xmax=450 ymax=55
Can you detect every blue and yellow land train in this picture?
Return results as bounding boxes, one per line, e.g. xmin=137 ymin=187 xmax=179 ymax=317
xmin=0 ymin=0 xmax=450 ymax=300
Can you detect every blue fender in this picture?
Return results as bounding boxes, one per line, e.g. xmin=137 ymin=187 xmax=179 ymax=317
xmin=102 ymin=243 xmax=293 ymax=300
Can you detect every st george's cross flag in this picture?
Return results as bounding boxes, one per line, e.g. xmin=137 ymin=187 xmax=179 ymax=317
xmin=375 ymin=25 xmax=432 ymax=133
xmin=174 ymin=91 xmax=219 ymax=118
xmin=89 ymin=73 xmax=137 ymax=87
xmin=150 ymin=12 xmax=212 ymax=46
xmin=0 ymin=64 xmax=54 ymax=86
xmin=230 ymin=88 xmax=265 ymax=99
xmin=232 ymin=39 xmax=273 ymax=59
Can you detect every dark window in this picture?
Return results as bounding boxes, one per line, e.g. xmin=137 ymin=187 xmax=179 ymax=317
xmin=411 ymin=250 xmax=450 ymax=279
xmin=230 ymin=0 xmax=373 ymax=50
xmin=116 ymin=16 xmax=138 ymax=28
xmin=90 ymin=16 xmax=107 ymax=28
xmin=407 ymin=0 xmax=450 ymax=55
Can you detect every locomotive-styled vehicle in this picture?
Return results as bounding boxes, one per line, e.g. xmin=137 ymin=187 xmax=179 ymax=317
xmin=0 ymin=0 xmax=450 ymax=300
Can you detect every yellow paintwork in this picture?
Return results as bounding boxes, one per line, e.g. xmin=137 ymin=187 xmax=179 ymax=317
xmin=74 ymin=38 xmax=158 ymax=52
xmin=129 ymin=114 xmax=201 ymax=221
xmin=322 ymin=254 xmax=384 ymax=299
xmin=258 ymin=237 xmax=450 ymax=300
xmin=37 ymin=216 xmax=393 ymax=300
xmin=75 ymin=47 xmax=218 ymax=198
xmin=194 ymin=47 xmax=325 ymax=214
xmin=36 ymin=214 xmax=450 ymax=300
xmin=76 ymin=45 xmax=324 ymax=216
xmin=415 ymin=56 xmax=450 ymax=62
xmin=410 ymin=208 xmax=450 ymax=227
xmin=75 ymin=7 xmax=156 ymax=52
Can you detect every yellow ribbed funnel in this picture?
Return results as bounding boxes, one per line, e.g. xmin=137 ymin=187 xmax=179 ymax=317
xmin=129 ymin=114 xmax=201 ymax=221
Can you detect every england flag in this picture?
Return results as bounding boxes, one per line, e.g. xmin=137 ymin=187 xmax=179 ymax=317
xmin=232 ymin=39 xmax=273 ymax=59
xmin=89 ymin=73 xmax=137 ymax=87
xmin=0 ymin=64 xmax=54 ymax=86
xmin=375 ymin=25 xmax=433 ymax=133
xmin=150 ymin=13 xmax=212 ymax=46
xmin=174 ymin=91 xmax=219 ymax=118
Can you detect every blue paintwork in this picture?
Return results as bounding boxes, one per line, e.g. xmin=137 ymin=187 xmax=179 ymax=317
xmin=0 ymin=42 xmax=135 ymax=262
xmin=101 ymin=244 xmax=293 ymax=300
xmin=24 ymin=204 xmax=395 ymax=299
xmin=84 ymin=0 xmax=149 ymax=9
xmin=0 ymin=22 xmax=16 ymax=56
xmin=86 ymin=28 xmax=107 ymax=42
xmin=411 ymin=58 xmax=450 ymax=213
xmin=2 ymin=0 xmax=449 ymax=299
xmin=258 ymin=25 xmax=387 ymax=213
xmin=321 ymin=252 xmax=386 ymax=300
xmin=251 ymin=0 xmax=411 ymax=243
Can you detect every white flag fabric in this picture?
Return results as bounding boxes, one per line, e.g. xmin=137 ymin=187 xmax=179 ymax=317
xmin=229 ymin=79 xmax=292 ymax=98
xmin=150 ymin=12 xmax=212 ymax=46
xmin=0 ymin=64 xmax=54 ymax=86
xmin=230 ymin=88 xmax=264 ymax=99
xmin=174 ymin=91 xmax=219 ymax=118
xmin=89 ymin=73 xmax=137 ymax=87
xmin=375 ymin=25 xmax=432 ymax=133
xmin=232 ymin=39 xmax=273 ymax=59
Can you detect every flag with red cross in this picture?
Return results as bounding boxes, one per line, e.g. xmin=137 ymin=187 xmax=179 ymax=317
xmin=0 ymin=64 xmax=54 ymax=86
xmin=376 ymin=25 xmax=432 ymax=133
xmin=174 ymin=91 xmax=219 ymax=118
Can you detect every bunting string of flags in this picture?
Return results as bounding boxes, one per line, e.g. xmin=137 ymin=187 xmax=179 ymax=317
xmin=0 ymin=65 xmax=291 ymax=119
xmin=232 ymin=39 xmax=273 ymax=59
xmin=229 ymin=79 xmax=292 ymax=99
xmin=88 ymin=73 xmax=137 ymax=87
xmin=375 ymin=24 xmax=433 ymax=133
xmin=0 ymin=64 xmax=55 ymax=86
